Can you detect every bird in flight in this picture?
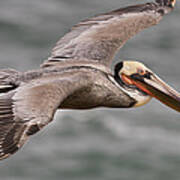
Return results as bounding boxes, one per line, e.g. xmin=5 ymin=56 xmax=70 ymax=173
xmin=0 ymin=0 xmax=178 ymax=160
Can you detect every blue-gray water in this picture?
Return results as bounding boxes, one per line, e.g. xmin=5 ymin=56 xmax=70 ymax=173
xmin=0 ymin=0 xmax=180 ymax=179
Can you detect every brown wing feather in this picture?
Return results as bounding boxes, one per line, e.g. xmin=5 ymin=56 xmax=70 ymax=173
xmin=0 ymin=70 xmax=90 ymax=160
xmin=42 ymin=0 xmax=175 ymax=68
xmin=0 ymin=93 xmax=28 ymax=160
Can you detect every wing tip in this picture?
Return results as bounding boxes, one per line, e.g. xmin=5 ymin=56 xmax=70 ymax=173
xmin=0 ymin=97 xmax=28 ymax=161
xmin=155 ymin=0 xmax=176 ymax=8
xmin=0 ymin=145 xmax=20 ymax=161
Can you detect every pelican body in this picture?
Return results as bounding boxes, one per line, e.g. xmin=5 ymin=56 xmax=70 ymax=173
xmin=0 ymin=0 xmax=179 ymax=160
xmin=12 ymin=62 xmax=137 ymax=110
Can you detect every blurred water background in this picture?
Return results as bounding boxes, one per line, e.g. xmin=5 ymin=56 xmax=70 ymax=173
xmin=0 ymin=0 xmax=180 ymax=179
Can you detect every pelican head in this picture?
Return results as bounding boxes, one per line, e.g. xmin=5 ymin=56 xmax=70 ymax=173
xmin=114 ymin=61 xmax=180 ymax=112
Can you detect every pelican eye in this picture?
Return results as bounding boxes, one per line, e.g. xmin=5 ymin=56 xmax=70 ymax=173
xmin=137 ymin=68 xmax=145 ymax=75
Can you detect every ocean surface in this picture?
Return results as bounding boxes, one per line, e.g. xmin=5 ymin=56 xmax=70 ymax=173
xmin=0 ymin=0 xmax=180 ymax=179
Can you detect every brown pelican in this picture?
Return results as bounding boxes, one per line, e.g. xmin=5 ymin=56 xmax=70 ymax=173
xmin=0 ymin=0 xmax=178 ymax=160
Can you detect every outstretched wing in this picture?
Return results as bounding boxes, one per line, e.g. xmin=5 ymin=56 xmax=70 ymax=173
xmin=0 ymin=71 xmax=89 ymax=160
xmin=42 ymin=0 xmax=176 ymax=68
